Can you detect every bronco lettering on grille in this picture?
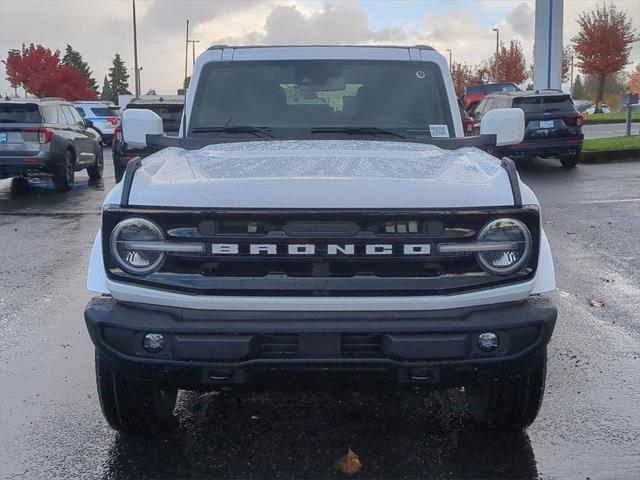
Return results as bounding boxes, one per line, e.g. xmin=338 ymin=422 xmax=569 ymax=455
xmin=211 ymin=243 xmax=431 ymax=256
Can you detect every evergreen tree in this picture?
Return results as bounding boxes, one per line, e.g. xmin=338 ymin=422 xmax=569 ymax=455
xmin=61 ymin=44 xmax=98 ymax=93
xmin=108 ymin=53 xmax=131 ymax=99
xmin=100 ymin=75 xmax=113 ymax=102
xmin=572 ymin=73 xmax=586 ymax=99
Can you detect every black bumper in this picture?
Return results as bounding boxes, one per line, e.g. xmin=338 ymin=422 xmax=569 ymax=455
xmin=0 ymin=151 xmax=63 ymax=177
xmin=500 ymin=136 xmax=583 ymax=158
xmin=85 ymin=296 xmax=556 ymax=388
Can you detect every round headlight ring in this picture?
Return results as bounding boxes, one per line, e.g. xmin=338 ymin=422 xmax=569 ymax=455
xmin=476 ymin=218 xmax=532 ymax=275
xmin=110 ymin=217 xmax=166 ymax=275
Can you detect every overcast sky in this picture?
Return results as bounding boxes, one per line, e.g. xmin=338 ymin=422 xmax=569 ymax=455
xmin=0 ymin=0 xmax=638 ymax=96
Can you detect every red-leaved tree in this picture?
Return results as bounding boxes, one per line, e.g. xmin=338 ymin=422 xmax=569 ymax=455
xmin=572 ymin=3 xmax=638 ymax=112
xmin=4 ymin=44 xmax=97 ymax=100
xmin=489 ymin=40 xmax=528 ymax=84
xmin=628 ymin=64 xmax=640 ymax=94
xmin=451 ymin=62 xmax=475 ymax=96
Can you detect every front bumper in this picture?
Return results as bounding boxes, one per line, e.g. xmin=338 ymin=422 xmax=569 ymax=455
xmin=85 ymin=295 xmax=556 ymax=388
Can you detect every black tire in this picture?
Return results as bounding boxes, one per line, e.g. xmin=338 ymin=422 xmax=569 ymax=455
xmin=53 ymin=149 xmax=75 ymax=192
xmin=560 ymin=154 xmax=579 ymax=169
xmin=114 ymin=161 xmax=125 ymax=183
xmin=87 ymin=145 xmax=104 ymax=180
xmin=466 ymin=349 xmax=547 ymax=431
xmin=95 ymin=351 xmax=178 ymax=434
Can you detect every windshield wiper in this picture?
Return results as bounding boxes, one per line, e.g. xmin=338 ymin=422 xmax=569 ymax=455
xmin=191 ymin=126 xmax=274 ymax=138
xmin=311 ymin=126 xmax=411 ymax=139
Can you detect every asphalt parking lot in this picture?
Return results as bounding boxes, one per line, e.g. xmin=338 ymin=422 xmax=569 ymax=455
xmin=0 ymin=152 xmax=639 ymax=479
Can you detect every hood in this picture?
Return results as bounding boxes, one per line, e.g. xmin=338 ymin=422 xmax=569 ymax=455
xmin=127 ymin=140 xmax=516 ymax=209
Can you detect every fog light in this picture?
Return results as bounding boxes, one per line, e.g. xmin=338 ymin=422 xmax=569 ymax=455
xmin=477 ymin=332 xmax=500 ymax=352
xmin=143 ymin=333 xmax=165 ymax=353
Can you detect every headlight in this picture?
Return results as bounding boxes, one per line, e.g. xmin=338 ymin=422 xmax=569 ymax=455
xmin=476 ymin=218 xmax=532 ymax=275
xmin=110 ymin=218 xmax=166 ymax=275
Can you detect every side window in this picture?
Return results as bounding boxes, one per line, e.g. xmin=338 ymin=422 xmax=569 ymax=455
xmin=69 ymin=107 xmax=85 ymax=127
xmin=75 ymin=107 xmax=86 ymax=118
xmin=60 ymin=106 xmax=75 ymax=125
xmin=474 ymin=100 xmax=487 ymax=119
xmin=40 ymin=106 xmax=58 ymax=123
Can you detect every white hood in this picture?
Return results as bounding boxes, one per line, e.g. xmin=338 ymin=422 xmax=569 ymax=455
xmin=127 ymin=140 xmax=516 ymax=209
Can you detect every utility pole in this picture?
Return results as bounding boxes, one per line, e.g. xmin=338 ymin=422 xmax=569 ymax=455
xmin=184 ymin=20 xmax=189 ymax=90
xmin=569 ymin=54 xmax=574 ymax=91
xmin=492 ymin=28 xmax=499 ymax=82
xmin=132 ymin=0 xmax=140 ymax=97
xmin=188 ymin=39 xmax=200 ymax=67
xmin=446 ymin=49 xmax=452 ymax=73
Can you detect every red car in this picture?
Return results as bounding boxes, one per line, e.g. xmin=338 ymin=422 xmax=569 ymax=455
xmin=463 ymin=82 xmax=519 ymax=113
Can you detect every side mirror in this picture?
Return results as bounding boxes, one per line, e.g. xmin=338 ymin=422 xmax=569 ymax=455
xmin=84 ymin=119 xmax=94 ymax=128
xmin=480 ymin=108 xmax=524 ymax=146
xmin=122 ymin=109 xmax=163 ymax=147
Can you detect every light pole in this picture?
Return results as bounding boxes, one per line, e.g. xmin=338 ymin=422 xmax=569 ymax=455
xmin=446 ymin=49 xmax=452 ymax=73
xmin=184 ymin=20 xmax=189 ymax=90
xmin=138 ymin=66 xmax=143 ymax=95
xmin=132 ymin=0 xmax=140 ymax=97
xmin=188 ymin=39 xmax=200 ymax=68
xmin=492 ymin=28 xmax=499 ymax=82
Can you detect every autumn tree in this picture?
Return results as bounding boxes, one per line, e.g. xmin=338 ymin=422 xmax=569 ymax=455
xmin=108 ymin=53 xmax=131 ymax=99
xmin=451 ymin=62 xmax=475 ymax=96
xmin=562 ymin=47 xmax=571 ymax=83
xmin=629 ymin=64 xmax=640 ymax=94
xmin=572 ymin=73 xmax=587 ymax=99
xmin=572 ymin=3 xmax=638 ymax=112
xmin=3 ymin=43 xmax=96 ymax=100
xmin=488 ymin=40 xmax=527 ymax=84
xmin=62 ymin=44 xmax=98 ymax=94
xmin=471 ymin=64 xmax=492 ymax=85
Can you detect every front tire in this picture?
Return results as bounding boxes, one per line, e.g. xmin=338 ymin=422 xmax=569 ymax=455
xmin=87 ymin=145 xmax=104 ymax=180
xmin=53 ymin=150 xmax=75 ymax=192
xmin=95 ymin=351 xmax=178 ymax=434
xmin=466 ymin=349 xmax=547 ymax=431
xmin=560 ymin=154 xmax=579 ymax=169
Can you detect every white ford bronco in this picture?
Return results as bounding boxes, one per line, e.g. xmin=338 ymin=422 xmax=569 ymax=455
xmin=85 ymin=46 xmax=557 ymax=434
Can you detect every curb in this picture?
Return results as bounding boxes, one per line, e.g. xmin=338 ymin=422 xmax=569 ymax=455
xmin=580 ymin=148 xmax=640 ymax=163
xmin=583 ymin=120 xmax=639 ymax=125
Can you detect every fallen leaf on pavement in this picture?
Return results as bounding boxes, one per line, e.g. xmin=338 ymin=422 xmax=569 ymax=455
xmin=199 ymin=391 xmax=221 ymax=399
xmin=588 ymin=299 xmax=605 ymax=307
xmin=335 ymin=449 xmax=362 ymax=475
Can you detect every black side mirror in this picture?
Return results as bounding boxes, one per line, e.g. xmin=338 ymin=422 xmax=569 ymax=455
xmin=84 ymin=119 xmax=94 ymax=128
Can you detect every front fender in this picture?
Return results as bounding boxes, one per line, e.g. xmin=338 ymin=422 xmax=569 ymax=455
xmin=532 ymin=228 xmax=556 ymax=294
xmin=87 ymin=230 xmax=108 ymax=294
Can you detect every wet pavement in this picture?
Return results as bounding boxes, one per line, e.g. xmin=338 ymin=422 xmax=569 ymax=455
xmin=0 ymin=152 xmax=639 ymax=479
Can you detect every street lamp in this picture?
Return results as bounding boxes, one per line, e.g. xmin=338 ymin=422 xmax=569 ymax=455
xmin=492 ymin=28 xmax=499 ymax=82
xmin=446 ymin=49 xmax=452 ymax=73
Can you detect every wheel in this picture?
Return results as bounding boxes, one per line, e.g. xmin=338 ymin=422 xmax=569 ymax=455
xmin=114 ymin=161 xmax=126 ymax=183
xmin=53 ymin=149 xmax=75 ymax=192
xmin=95 ymin=350 xmax=178 ymax=434
xmin=87 ymin=145 xmax=104 ymax=180
xmin=466 ymin=349 xmax=547 ymax=431
xmin=560 ymin=154 xmax=579 ymax=169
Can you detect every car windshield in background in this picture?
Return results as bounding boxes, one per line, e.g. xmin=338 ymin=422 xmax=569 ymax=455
xmin=514 ymin=95 xmax=576 ymax=114
xmin=128 ymin=103 xmax=183 ymax=132
xmin=0 ymin=104 xmax=42 ymax=123
xmin=466 ymin=83 xmax=518 ymax=95
xmin=190 ymin=60 xmax=453 ymax=137
xmin=90 ymin=107 xmax=119 ymax=117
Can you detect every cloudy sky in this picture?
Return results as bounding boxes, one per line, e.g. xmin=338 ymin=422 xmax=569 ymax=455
xmin=0 ymin=0 xmax=638 ymax=96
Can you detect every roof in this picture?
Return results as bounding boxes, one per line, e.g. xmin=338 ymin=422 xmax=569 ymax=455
xmin=206 ymin=44 xmax=435 ymax=51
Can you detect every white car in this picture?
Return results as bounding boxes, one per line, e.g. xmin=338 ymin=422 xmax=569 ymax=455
xmin=74 ymin=101 xmax=120 ymax=144
xmin=84 ymin=45 xmax=557 ymax=434
xmin=584 ymin=103 xmax=610 ymax=115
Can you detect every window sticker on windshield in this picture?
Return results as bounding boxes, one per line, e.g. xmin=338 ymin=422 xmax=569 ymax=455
xmin=415 ymin=70 xmax=426 ymax=79
xmin=429 ymin=125 xmax=449 ymax=137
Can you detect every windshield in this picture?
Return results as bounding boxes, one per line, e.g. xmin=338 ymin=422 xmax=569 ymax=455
xmin=0 ymin=104 xmax=42 ymax=123
xmin=466 ymin=83 xmax=518 ymax=96
xmin=514 ymin=95 xmax=576 ymax=114
xmin=189 ymin=60 xmax=453 ymax=138
xmin=90 ymin=107 xmax=119 ymax=117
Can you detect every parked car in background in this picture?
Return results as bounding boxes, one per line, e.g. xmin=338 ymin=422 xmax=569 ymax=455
xmin=112 ymin=96 xmax=184 ymax=182
xmin=572 ymin=99 xmax=592 ymax=113
xmin=74 ymin=101 xmax=120 ymax=144
xmin=0 ymin=98 xmax=103 ymax=191
xmin=584 ymin=103 xmax=610 ymax=115
xmin=473 ymin=90 xmax=584 ymax=168
xmin=463 ymin=82 xmax=520 ymax=113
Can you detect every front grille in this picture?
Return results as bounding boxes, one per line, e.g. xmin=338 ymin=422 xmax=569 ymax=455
xmin=103 ymin=207 xmax=540 ymax=296
xmin=257 ymin=333 xmax=384 ymax=359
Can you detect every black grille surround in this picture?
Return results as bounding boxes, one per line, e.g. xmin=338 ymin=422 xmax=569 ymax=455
xmin=102 ymin=206 xmax=540 ymax=296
